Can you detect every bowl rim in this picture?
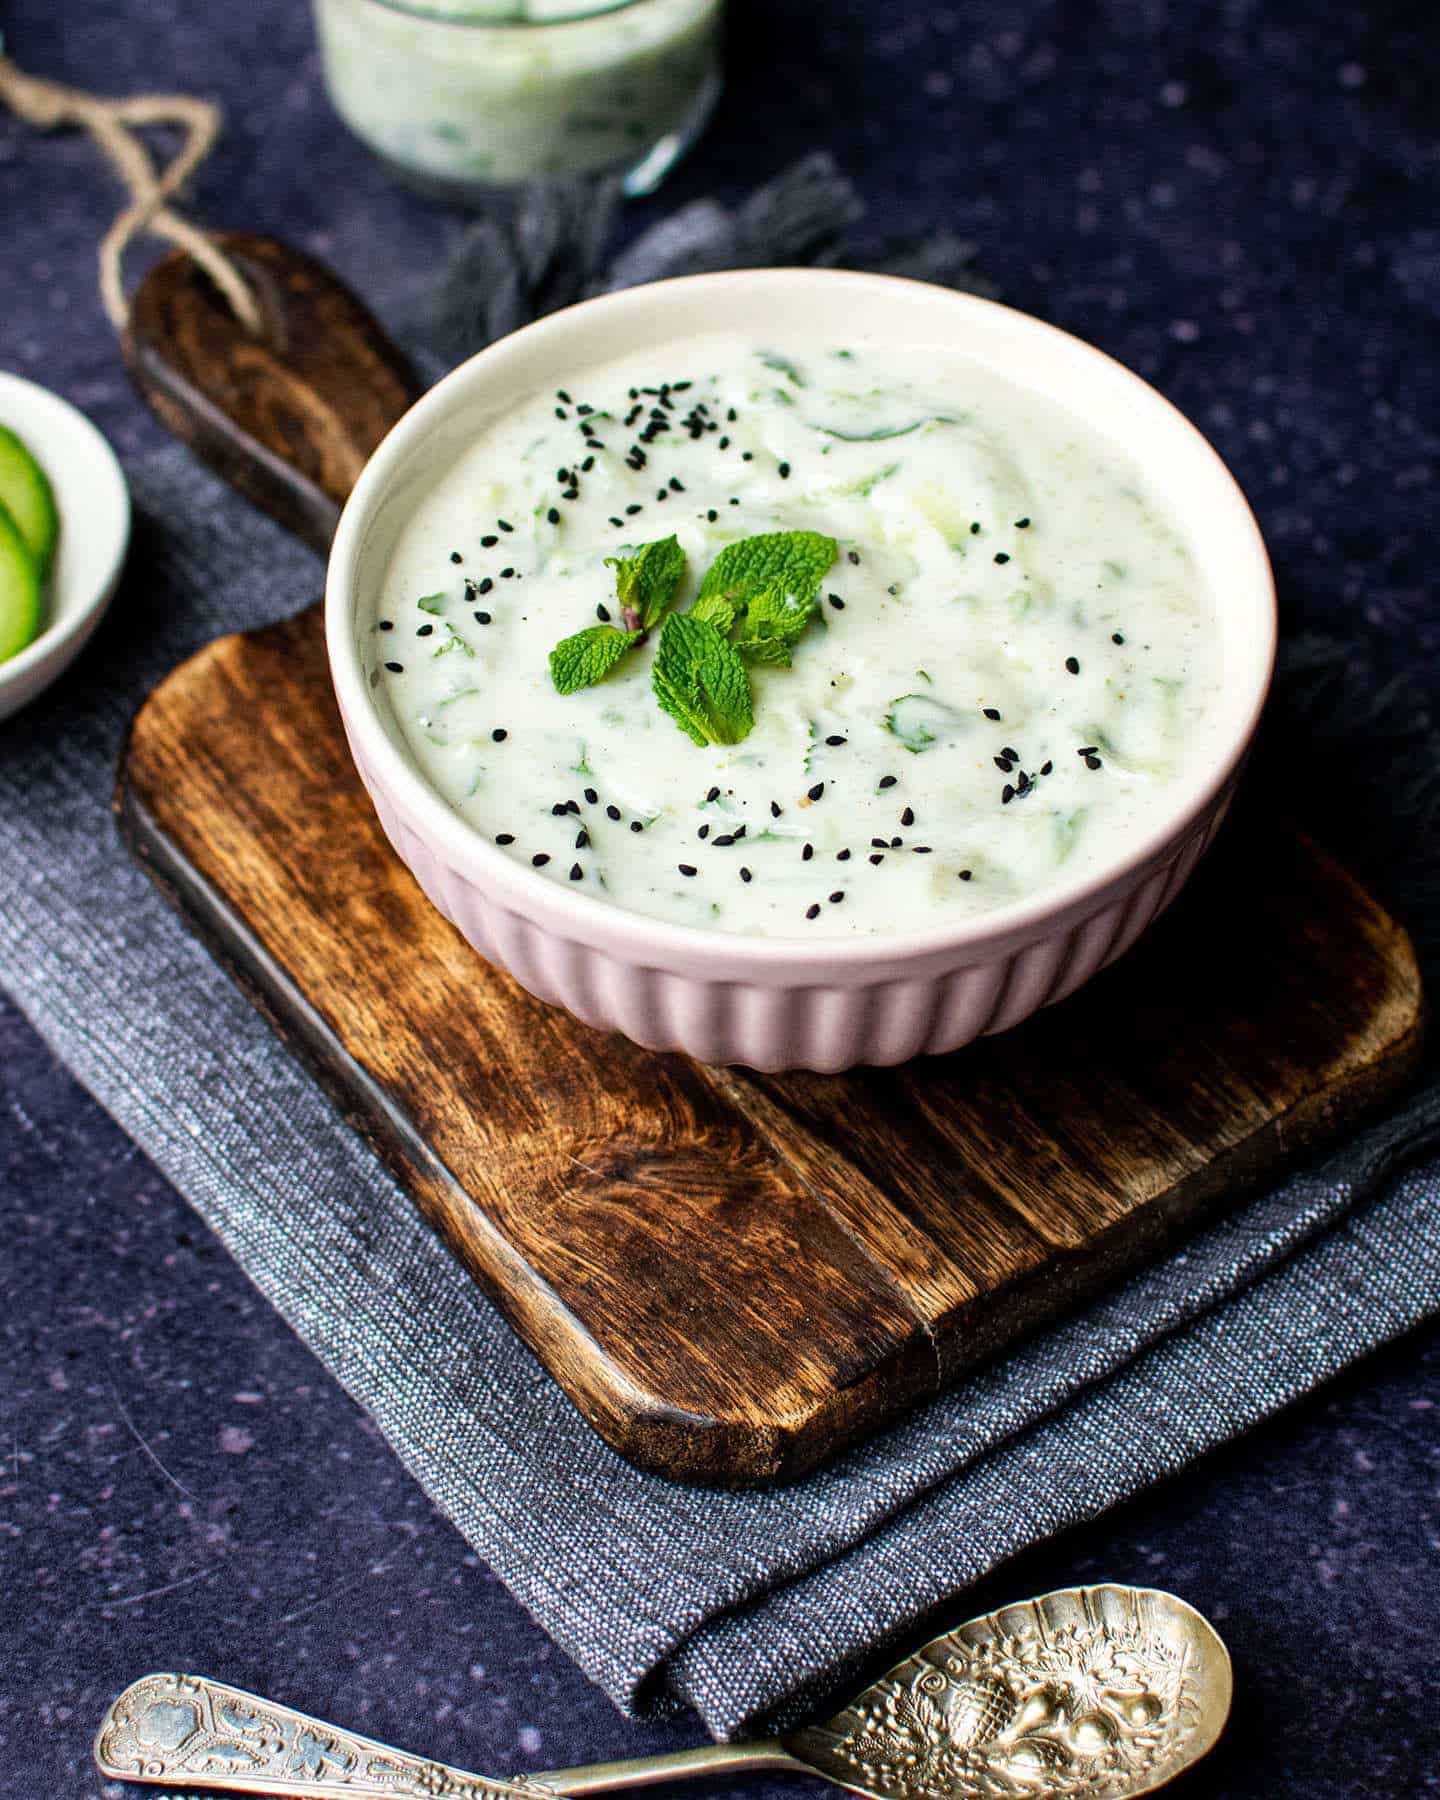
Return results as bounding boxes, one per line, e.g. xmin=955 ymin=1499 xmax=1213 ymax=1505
xmin=0 ymin=371 xmax=131 ymax=696
xmin=327 ymin=267 xmax=1276 ymax=968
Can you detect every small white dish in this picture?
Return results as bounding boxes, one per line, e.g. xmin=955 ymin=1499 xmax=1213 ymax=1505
xmin=0 ymin=372 xmax=131 ymax=722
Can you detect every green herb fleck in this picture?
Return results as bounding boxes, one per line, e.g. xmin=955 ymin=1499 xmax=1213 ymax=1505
xmin=884 ymin=693 xmax=967 ymax=752
xmin=433 ymin=623 xmax=474 ymax=659
xmin=416 ymin=592 xmax=448 ymax=615
xmin=758 ymin=350 xmax=807 ymax=386
xmin=549 ymin=625 xmax=643 ymax=695
xmin=815 ymin=415 xmax=964 ymax=443
xmin=652 ymin=612 xmax=754 ymax=747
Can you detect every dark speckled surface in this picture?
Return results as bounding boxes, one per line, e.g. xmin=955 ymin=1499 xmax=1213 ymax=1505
xmin=2 ymin=0 xmax=1439 ymax=1793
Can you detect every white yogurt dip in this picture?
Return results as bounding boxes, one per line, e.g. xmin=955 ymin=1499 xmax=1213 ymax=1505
xmin=312 ymin=0 xmax=721 ymax=193
xmin=369 ymin=332 xmax=1225 ymax=938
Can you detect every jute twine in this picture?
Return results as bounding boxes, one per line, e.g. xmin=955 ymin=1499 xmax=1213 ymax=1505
xmin=0 ymin=50 xmax=261 ymax=334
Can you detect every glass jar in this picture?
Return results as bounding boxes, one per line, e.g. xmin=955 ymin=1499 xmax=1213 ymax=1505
xmin=311 ymin=0 xmax=723 ymax=200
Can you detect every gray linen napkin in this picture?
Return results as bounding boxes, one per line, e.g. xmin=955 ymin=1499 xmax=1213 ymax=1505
xmin=3 ymin=162 xmax=1439 ymax=1737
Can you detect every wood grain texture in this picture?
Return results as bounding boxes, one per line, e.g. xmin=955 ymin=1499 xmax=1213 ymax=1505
xmin=122 ymin=234 xmax=421 ymax=555
xmin=115 ymin=602 xmax=1425 ymax=1485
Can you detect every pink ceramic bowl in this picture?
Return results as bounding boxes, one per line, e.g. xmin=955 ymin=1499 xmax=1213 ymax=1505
xmin=326 ymin=270 xmax=1275 ymax=1071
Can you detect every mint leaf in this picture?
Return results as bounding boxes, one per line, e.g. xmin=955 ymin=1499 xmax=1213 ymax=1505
xmin=652 ymin=612 xmax=754 ymax=747
xmin=731 ymin=583 xmax=818 ymax=667
xmin=697 ymin=529 xmax=837 ymax=615
xmin=689 ymin=590 xmax=737 ymax=633
xmin=604 ymin=534 xmax=686 ymax=630
xmin=549 ymin=625 xmax=643 ymax=695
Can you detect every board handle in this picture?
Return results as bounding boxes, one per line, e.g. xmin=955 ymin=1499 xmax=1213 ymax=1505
xmin=122 ymin=232 xmax=423 ymax=556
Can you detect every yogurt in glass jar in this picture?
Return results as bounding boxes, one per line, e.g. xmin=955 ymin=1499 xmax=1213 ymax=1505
xmin=311 ymin=0 xmax=723 ymax=198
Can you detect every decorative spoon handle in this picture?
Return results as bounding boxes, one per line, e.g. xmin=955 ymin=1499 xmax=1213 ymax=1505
xmin=93 ymin=1671 xmax=551 ymax=1799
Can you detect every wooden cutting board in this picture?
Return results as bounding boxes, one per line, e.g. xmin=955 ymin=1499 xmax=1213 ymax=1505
xmin=115 ymin=236 xmax=1424 ymax=1486
xmin=116 ymin=602 xmax=1423 ymax=1484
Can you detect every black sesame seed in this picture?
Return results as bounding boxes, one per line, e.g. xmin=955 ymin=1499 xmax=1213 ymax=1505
xmin=569 ymin=863 xmax=583 ymax=881
xmin=1003 ymin=746 xmax=1019 ymax=761
xmin=912 ymin=845 xmax=933 ymax=854
xmin=656 ymin=489 xmax=669 ymax=502
xmin=959 ymin=868 xmax=973 ymax=880
xmin=584 ymin=787 xmax=598 ymax=804
xmin=847 ymin=550 xmax=861 ymax=565
xmin=879 ymin=775 xmax=898 ymax=789
xmin=718 ymin=435 xmax=730 ymax=450
xmin=1077 ymin=745 xmax=1098 ymax=756
xmin=1040 ymin=760 xmax=1053 ymax=776
xmin=474 ymin=611 xmax=492 ymax=625
xmin=501 ymin=567 xmax=516 ymax=579
xmin=890 ymin=836 xmax=903 ymax=849
xmin=582 ymin=456 xmax=595 ymax=472
xmin=727 ymin=407 xmax=737 ymax=422
xmin=679 ymin=864 xmax=698 ymax=877
xmin=1065 ymin=656 xmax=1081 ymax=674
xmin=597 ymin=603 xmax=611 ymax=622
xmin=740 ymin=867 xmax=753 ymax=882
xmin=729 ymin=498 xmax=740 ymax=506
xmin=384 ymin=661 xmax=404 ymax=673
xmin=498 ymin=519 xmax=514 ymax=533
xmin=825 ymin=735 xmax=847 ymax=747
xmin=551 ymin=803 xmax=568 ymax=816
xmin=829 ymin=891 xmax=844 ymax=904
xmin=609 ymin=516 xmax=623 ymax=528
xmin=778 ymin=461 xmax=792 ymax=479
xmin=450 ymin=550 xmax=463 ymax=564
xmin=698 ymin=824 xmax=710 ymax=840
xmin=630 ymin=819 xmax=644 ymax=833
xmin=969 ymin=521 xmax=981 ymax=535
xmin=807 ymin=782 xmax=825 ymax=802
xmin=491 ymin=727 xmax=507 ymax=742
xmin=871 ymin=837 xmax=888 ymax=849
xmin=982 ymin=706 xmax=1001 ymax=720
xmin=606 ymin=804 xmax=621 ymax=821
xmin=707 ymin=509 xmax=718 ymax=522
xmin=869 ymin=853 xmax=884 ymax=865
xmin=378 ymin=619 xmax=393 ymax=630
xmin=741 ymin=451 xmax=754 ymax=462
xmin=532 ymin=853 xmax=550 ymax=867
xmin=669 ymin=477 xmax=685 ymax=492
xmin=806 ymin=903 xmax=821 ymax=920
xmin=1002 ymin=784 xmax=1015 ymax=804
xmin=733 ymin=824 xmax=747 ymax=840
xmin=575 ymin=829 xmax=589 ymax=849
xmin=706 ymin=785 xmax=721 ymax=802
xmin=900 ymin=805 xmax=915 ymax=827
xmin=481 ymin=535 xmax=498 ymax=548
xmin=626 ymin=504 xmax=643 ymax=516
xmin=828 ymin=593 xmax=845 ymax=610
xmin=1113 ymin=631 xmax=1125 ymax=644
xmin=1085 ymin=754 xmax=1103 ymax=770
xmin=802 ymin=843 xmax=814 ymax=862
xmin=837 ymin=848 xmax=852 ymax=862
xmin=556 ymin=389 xmax=572 ymax=404
xmin=416 ymin=623 xmax=434 ymax=637
xmin=547 ymin=508 xmax=561 ymax=525
xmin=1015 ymin=517 xmax=1031 ymax=528
xmin=994 ymin=552 xmax=1011 ymax=565
xmin=994 ymin=756 xmax=1013 ymax=772
xmin=713 ymin=833 xmax=735 ymax=847
xmin=479 ymin=577 xmax=494 ymax=595
xmin=770 ymin=800 xmax=783 ymax=818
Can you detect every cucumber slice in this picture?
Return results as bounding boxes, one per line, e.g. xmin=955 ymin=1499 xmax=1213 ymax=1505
xmin=0 ymin=500 xmax=43 ymax=663
xmin=0 ymin=424 xmax=59 ymax=579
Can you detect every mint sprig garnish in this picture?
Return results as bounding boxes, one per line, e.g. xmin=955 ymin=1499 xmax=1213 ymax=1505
xmin=547 ymin=529 xmax=839 ymax=745
xmin=548 ymin=535 xmax=685 ymax=694
xmin=550 ymin=625 xmax=644 ymax=695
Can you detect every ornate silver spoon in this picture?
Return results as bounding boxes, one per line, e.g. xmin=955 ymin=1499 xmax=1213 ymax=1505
xmin=95 ymin=1582 xmax=1231 ymax=1800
